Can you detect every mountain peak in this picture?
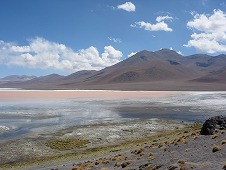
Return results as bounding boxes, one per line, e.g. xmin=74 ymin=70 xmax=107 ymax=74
xmin=155 ymin=48 xmax=181 ymax=55
xmin=134 ymin=50 xmax=151 ymax=56
xmin=157 ymin=48 xmax=173 ymax=51
xmin=153 ymin=48 xmax=183 ymax=62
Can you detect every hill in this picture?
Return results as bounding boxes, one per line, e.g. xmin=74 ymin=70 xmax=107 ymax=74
xmin=0 ymin=75 xmax=36 ymax=81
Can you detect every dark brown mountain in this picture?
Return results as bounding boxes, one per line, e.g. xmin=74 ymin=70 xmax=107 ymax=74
xmin=184 ymin=54 xmax=226 ymax=73
xmin=70 ymin=49 xmax=204 ymax=85
xmin=63 ymin=70 xmax=96 ymax=81
xmin=155 ymin=48 xmax=183 ymax=61
xmin=75 ymin=49 xmax=197 ymax=84
xmin=1 ymin=49 xmax=226 ymax=90
xmin=192 ymin=66 xmax=226 ymax=83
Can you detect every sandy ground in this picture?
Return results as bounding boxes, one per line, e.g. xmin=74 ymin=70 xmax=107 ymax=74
xmin=0 ymin=90 xmax=182 ymax=100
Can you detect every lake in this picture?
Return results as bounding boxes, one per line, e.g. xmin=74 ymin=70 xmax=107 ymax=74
xmin=0 ymin=89 xmax=226 ymax=139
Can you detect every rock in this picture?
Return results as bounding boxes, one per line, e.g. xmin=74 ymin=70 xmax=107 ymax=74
xmin=200 ymin=115 xmax=226 ymax=135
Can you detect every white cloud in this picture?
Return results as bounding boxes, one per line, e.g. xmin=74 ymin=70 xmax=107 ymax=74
xmin=131 ymin=15 xmax=173 ymax=32
xmin=128 ymin=52 xmax=137 ymax=58
xmin=117 ymin=2 xmax=135 ymax=12
xmin=0 ymin=37 xmax=123 ymax=72
xmin=156 ymin=15 xmax=173 ymax=22
xmin=102 ymin=46 xmax=122 ymax=65
xmin=108 ymin=37 xmax=122 ymax=43
xmin=131 ymin=21 xmax=173 ymax=32
xmin=185 ymin=9 xmax=226 ymax=53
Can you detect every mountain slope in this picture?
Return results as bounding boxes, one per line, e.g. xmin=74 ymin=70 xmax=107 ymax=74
xmin=184 ymin=54 xmax=226 ymax=73
xmin=76 ymin=49 xmax=201 ymax=84
xmin=192 ymin=66 xmax=226 ymax=83
xmin=63 ymin=70 xmax=97 ymax=81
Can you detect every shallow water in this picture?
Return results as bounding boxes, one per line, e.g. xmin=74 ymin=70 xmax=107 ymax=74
xmin=0 ymin=90 xmax=226 ymax=139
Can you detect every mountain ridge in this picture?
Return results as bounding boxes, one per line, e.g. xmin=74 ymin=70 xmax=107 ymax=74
xmin=0 ymin=75 xmax=36 ymax=81
xmin=1 ymin=49 xmax=226 ymax=90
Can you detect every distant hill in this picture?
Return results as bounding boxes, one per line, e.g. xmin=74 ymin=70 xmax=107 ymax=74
xmin=1 ymin=49 xmax=226 ymax=90
xmin=1 ymin=75 xmax=36 ymax=81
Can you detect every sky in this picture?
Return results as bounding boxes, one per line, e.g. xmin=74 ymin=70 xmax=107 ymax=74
xmin=0 ymin=0 xmax=226 ymax=77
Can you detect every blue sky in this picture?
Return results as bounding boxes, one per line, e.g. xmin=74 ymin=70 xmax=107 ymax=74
xmin=0 ymin=0 xmax=226 ymax=77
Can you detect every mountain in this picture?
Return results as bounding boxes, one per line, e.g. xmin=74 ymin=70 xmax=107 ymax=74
xmin=0 ymin=74 xmax=64 ymax=89
xmin=155 ymin=48 xmax=183 ymax=61
xmin=1 ymin=75 xmax=36 ymax=81
xmin=55 ymin=70 xmax=98 ymax=87
xmin=184 ymin=54 xmax=226 ymax=73
xmin=1 ymin=49 xmax=226 ymax=90
xmin=72 ymin=49 xmax=211 ymax=85
xmin=30 ymin=74 xmax=64 ymax=82
xmin=63 ymin=70 xmax=97 ymax=81
xmin=192 ymin=66 xmax=226 ymax=83
xmin=80 ymin=49 xmax=198 ymax=84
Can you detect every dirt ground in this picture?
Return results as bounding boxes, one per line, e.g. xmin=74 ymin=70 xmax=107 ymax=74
xmin=0 ymin=119 xmax=186 ymax=170
xmin=41 ymin=127 xmax=226 ymax=170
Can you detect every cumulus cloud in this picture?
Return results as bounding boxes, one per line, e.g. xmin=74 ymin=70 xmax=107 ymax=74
xmin=108 ymin=37 xmax=122 ymax=43
xmin=0 ymin=37 xmax=123 ymax=72
xmin=131 ymin=21 xmax=173 ymax=32
xmin=184 ymin=9 xmax=226 ymax=53
xmin=131 ymin=15 xmax=173 ymax=32
xmin=117 ymin=2 xmax=136 ymax=12
xmin=102 ymin=46 xmax=122 ymax=64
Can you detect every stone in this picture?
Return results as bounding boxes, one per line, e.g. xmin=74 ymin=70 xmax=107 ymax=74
xmin=200 ymin=115 xmax=226 ymax=135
